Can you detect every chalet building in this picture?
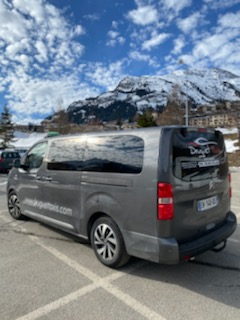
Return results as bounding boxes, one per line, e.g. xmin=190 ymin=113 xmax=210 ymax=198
xmin=189 ymin=111 xmax=239 ymax=128
xmin=14 ymin=124 xmax=44 ymax=133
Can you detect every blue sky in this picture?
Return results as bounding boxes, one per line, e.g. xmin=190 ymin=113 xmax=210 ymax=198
xmin=1 ymin=0 xmax=240 ymax=124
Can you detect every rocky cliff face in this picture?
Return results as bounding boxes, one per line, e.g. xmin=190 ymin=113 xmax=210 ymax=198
xmin=67 ymin=68 xmax=240 ymax=124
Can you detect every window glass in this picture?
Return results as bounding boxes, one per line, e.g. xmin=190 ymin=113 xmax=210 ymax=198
xmin=25 ymin=142 xmax=48 ymax=169
xmin=172 ymin=128 xmax=228 ymax=181
xmin=47 ymin=137 xmax=85 ymax=171
xmin=2 ymin=152 xmax=20 ymax=159
xmin=84 ymin=135 xmax=144 ymax=174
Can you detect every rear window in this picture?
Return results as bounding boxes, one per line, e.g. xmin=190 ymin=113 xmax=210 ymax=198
xmin=172 ymin=128 xmax=228 ymax=181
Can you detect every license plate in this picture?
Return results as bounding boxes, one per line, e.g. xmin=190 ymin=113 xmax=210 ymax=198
xmin=197 ymin=195 xmax=219 ymax=212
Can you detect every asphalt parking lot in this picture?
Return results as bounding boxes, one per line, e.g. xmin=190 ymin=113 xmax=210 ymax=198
xmin=0 ymin=170 xmax=240 ymax=320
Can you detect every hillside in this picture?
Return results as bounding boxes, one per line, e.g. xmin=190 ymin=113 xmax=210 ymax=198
xmin=67 ymin=68 xmax=240 ymax=124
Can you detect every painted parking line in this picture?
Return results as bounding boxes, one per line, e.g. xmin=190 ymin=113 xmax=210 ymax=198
xmin=0 ymin=215 xmax=165 ymax=320
xmin=228 ymin=238 xmax=240 ymax=244
xmin=1 ymin=208 xmax=239 ymax=320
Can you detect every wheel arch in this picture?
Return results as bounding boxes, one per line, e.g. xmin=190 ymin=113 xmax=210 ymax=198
xmin=87 ymin=212 xmax=110 ymax=241
xmin=7 ymin=187 xmax=17 ymax=197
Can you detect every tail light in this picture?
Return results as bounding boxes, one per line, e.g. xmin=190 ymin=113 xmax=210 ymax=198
xmin=157 ymin=183 xmax=174 ymax=220
xmin=229 ymin=173 xmax=232 ymax=199
xmin=0 ymin=157 xmax=3 ymax=163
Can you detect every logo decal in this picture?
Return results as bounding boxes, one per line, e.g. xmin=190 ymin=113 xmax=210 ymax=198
xmin=209 ymin=180 xmax=215 ymax=190
xmin=188 ymin=137 xmax=218 ymax=158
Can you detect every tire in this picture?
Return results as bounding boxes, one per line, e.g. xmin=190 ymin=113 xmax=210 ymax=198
xmin=8 ymin=191 xmax=24 ymax=220
xmin=91 ymin=216 xmax=130 ymax=268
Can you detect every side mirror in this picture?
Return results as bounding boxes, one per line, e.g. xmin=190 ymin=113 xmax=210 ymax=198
xmin=13 ymin=159 xmax=29 ymax=171
xmin=13 ymin=159 xmax=21 ymax=168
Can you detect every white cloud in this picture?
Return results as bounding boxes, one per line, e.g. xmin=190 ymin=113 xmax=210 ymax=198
xmin=160 ymin=0 xmax=192 ymax=13
xmin=106 ymin=30 xmax=125 ymax=47
xmin=108 ymin=31 xmax=119 ymax=39
xmin=142 ymin=32 xmax=170 ymax=51
xmin=83 ymin=13 xmax=100 ymax=21
xmin=129 ymin=51 xmax=150 ymax=61
xmin=129 ymin=50 xmax=159 ymax=67
xmin=172 ymin=36 xmax=185 ymax=54
xmin=6 ymin=42 xmax=26 ymax=58
xmin=127 ymin=5 xmax=158 ymax=26
xmin=203 ymin=0 xmax=240 ymax=9
xmin=35 ymin=40 xmax=48 ymax=62
xmin=0 ymin=1 xmax=30 ymax=43
xmin=0 ymin=0 xmax=89 ymax=122
xmin=177 ymin=12 xmax=203 ymax=33
xmin=173 ymin=10 xmax=240 ymax=74
xmin=193 ymin=30 xmax=239 ymax=59
xmin=12 ymin=0 xmax=46 ymax=23
xmin=218 ymin=11 xmax=240 ymax=28
xmin=112 ymin=21 xmax=118 ymax=29
xmin=15 ymin=54 xmax=31 ymax=67
xmin=6 ymin=74 xmax=100 ymax=121
xmin=85 ymin=61 xmax=127 ymax=91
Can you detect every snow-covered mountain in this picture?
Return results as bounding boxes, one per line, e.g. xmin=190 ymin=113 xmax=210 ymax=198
xmin=67 ymin=68 xmax=240 ymax=123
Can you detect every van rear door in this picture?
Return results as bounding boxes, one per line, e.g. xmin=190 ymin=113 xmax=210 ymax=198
xmin=171 ymin=127 xmax=230 ymax=243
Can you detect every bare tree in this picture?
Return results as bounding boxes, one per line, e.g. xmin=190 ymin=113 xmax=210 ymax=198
xmin=53 ymin=109 xmax=70 ymax=134
xmin=159 ymin=84 xmax=185 ymax=125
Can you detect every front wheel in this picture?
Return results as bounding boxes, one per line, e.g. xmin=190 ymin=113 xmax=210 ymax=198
xmin=8 ymin=191 xmax=24 ymax=220
xmin=91 ymin=216 xmax=130 ymax=268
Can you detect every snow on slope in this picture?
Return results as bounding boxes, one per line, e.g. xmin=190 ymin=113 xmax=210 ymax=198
xmin=68 ymin=69 xmax=240 ymax=125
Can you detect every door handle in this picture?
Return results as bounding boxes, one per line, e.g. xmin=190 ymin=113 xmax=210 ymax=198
xmin=36 ymin=176 xmax=52 ymax=182
xmin=43 ymin=176 xmax=52 ymax=182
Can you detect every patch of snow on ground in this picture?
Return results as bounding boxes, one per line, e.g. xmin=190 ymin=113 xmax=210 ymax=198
xmin=217 ymin=127 xmax=238 ymax=135
xmin=225 ymin=139 xmax=239 ymax=153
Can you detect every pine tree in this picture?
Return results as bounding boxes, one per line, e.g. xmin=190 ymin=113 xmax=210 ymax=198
xmin=137 ymin=109 xmax=157 ymax=127
xmin=0 ymin=105 xmax=15 ymax=149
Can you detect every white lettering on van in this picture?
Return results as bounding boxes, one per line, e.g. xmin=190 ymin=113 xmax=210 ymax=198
xmin=23 ymin=198 xmax=73 ymax=216
xmin=188 ymin=145 xmax=211 ymax=158
xmin=188 ymin=137 xmax=218 ymax=158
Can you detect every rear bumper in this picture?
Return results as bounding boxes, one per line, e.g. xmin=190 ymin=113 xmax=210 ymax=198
xmin=123 ymin=212 xmax=237 ymax=264
xmin=178 ymin=211 xmax=237 ymax=261
xmin=158 ymin=211 xmax=237 ymax=264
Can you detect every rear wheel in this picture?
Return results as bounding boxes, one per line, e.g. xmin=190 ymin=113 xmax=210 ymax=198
xmin=91 ymin=216 xmax=130 ymax=268
xmin=8 ymin=191 xmax=24 ymax=220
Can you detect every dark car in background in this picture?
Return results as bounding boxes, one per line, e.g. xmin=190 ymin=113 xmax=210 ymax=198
xmin=0 ymin=150 xmax=21 ymax=173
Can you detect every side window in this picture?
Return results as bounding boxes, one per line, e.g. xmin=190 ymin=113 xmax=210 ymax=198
xmin=47 ymin=137 xmax=85 ymax=171
xmin=25 ymin=142 xmax=48 ymax=169
xmin=84 ymin=135 xmax=144 ymax=174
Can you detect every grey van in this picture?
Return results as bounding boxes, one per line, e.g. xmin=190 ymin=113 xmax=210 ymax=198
xmin=7 ymin=126 xmax=237 ymax=268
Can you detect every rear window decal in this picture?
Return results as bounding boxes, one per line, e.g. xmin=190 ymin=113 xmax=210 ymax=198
xmin=188 ymin=137 xmax=218 ymax=158
xmin=173 ymin=130 xmax=228 ymax=181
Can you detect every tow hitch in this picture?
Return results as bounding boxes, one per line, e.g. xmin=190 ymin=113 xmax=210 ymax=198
xmin=211 ymin=240 xmax=227 ymax=253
